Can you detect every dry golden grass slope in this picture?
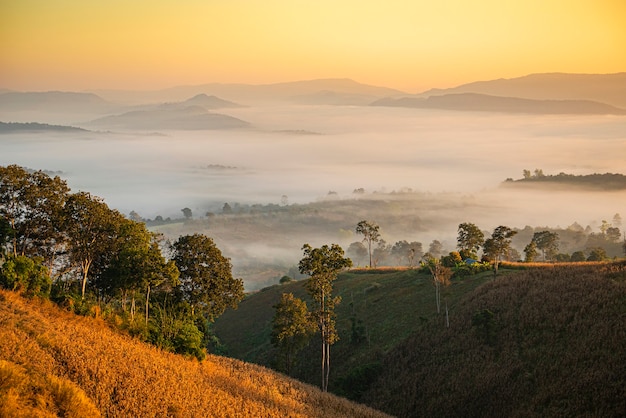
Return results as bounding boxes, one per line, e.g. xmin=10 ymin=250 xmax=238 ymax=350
xmin=0 ymin=290 xmax=390 ymax=418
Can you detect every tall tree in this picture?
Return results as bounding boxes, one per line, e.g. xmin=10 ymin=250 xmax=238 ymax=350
xmin=531 ymin=231 xmax=560 ymax=262
xmin=299 ymin=243 xmax=352 ymax=392
xmin=457 ymin=222 xmax=485 ymax=259
xmin=64 ymin=192 xmax=122 ymax=299
xmin=271 ymin=293 xmax=316 ymax=376
xmin=423 ymin=256 xmax=452 ymax=317
xmin=355 ymin=220 xmax=380 ymax=268
xmin=0 ymin=165 xmax=69 ymax=265
xmin=171 ymin=233 xmax=244 ymax=321
xmin=483 ymin=226 xmax=518 ymax=277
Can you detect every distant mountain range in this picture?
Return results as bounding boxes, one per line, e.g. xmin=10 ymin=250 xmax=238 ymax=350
xmin=371 ymin=93 xmax=626 ymax=115
xmin=2 ymin=73 xmax=625 ymax=120
xmin=90 ymin=78 xmax=406 ymax=105
xmin=416 ymin=72 xmax=626 ymax=108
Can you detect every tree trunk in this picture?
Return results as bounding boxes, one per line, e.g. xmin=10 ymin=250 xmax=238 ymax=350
xmin=145 ymin=284 xmax=151 ymax=326
xmin=80 ymin=259 xmax=91 ymax=300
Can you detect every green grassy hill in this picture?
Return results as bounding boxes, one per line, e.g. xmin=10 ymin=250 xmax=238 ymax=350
xmin=214 ymin=267 xmax=501 ymax=397
xmin=214 ymin=262 xmax=626 ymax=416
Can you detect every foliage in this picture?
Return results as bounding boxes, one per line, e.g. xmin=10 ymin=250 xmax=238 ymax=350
xmin=171 ymin=233 xmax=244 ymax=321
xmin=483 ymin=226 xmax=517 ymax=276
xmin=0 ymin=255 xmax=51 ymax=297
xmin=271 ymin=293 xmax=316 ymax=375
xmin=457 ymin=222 xmax=485 ymax=259
xmin=299 ymin=243 xmax=352 ymax=391
xmin=356 ymin=220 xmax=381 ymax=268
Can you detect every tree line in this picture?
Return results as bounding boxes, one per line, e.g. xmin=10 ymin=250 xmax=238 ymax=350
xmin=0 ymin=165 xmax=244 ymax=359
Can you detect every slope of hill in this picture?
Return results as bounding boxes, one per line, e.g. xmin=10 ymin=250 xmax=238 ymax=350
xmin=371 ymin=93 xmax=626 ymax=115
xmin=365 ymin=262 xmax=626 ymax=417
xmin=88 ymin=105 xmax=251 ymax=130
xmin=418 ymin=72 xmax=626 ymax=108
xmin=214 ymin=268 xmax=498 ymax=395
xmin=0 ymin=91 xmax=115 ymax=113
xmin=214 ymin=262 xmax=626 ymax=416
xmin=0 ymin=290 xmax=390 ymax=417
xmin=0 ymin=121 xmax=89 ymax=134
xmin=182 ymin=93 xmax=244 ymax=109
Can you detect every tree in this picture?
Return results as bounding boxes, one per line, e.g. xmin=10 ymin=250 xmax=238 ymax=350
xmin=571 ymin=251 xmax=586 ymax=262
xmin=171 ymin=234 xmax=244 ymax=321
xmin=524 ymin=240 xmax=538 ymax=262
xmin=0 ymin=165 xmax=69 ymax=270
xmin=271 ymin=293 xmax=316 ymax=376
xmin=457 ymin=222 xmax=484 ymax=259
xmin=586 ymin=247 xmax=607 ymax=261
xmin=423 ymin=256 xmax=452 ymax=324
xmin=428 ymin=240 xmax=444 ymax=259
xmin=181 ymin=208 xmax=192 ymax=219
xmin=482 ymin=226 xmax=517 ymax=277
xmin=531 ymin=231 xmax=559 ymax=261
xmin=99 ymin=220 xmax=179 ymax=324
xmin=64 ymin=192 xmax=122 ymax=299
xmin=355 ymin=220 xmax=380 ymax=268
xmin=606 ymin=227 xmax=621 ymax=243
xmin=346 ymin=241 xmax=368 ymax=267
xmin=298 ymin=243 xmax=352 ymax=392
xmin=372 ymin=239 xmax=390 ymax=267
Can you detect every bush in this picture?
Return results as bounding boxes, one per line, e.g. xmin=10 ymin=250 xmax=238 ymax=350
xmin=0 ymin=255 xmax=51 ymax=297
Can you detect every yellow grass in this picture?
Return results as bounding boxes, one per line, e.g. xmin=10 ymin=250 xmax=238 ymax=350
xmin=0 ymin=290 xmax=390 ymax=417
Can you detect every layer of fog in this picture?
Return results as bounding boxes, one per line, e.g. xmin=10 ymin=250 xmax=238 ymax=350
xmin=2 ymin=105 xmax=625 ymax=288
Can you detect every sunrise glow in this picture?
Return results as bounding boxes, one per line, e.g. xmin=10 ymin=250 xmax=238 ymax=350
xmin=2 ymin=0 xmax=626 ymax=92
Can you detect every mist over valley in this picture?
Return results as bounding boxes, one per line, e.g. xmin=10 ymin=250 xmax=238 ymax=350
xmin=2 ymin=75 xmax=625 ymax=289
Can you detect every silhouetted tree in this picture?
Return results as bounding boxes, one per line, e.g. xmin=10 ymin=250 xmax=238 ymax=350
xmin=483 ymin=226 xmax=517 ymax=277
xmin=181 ymin=208 xmax=192 ymax=219
xmin=356 ymin=220 xmax=380 ymax=268
xmin=457 ymin=222 xmax=484 ymax=259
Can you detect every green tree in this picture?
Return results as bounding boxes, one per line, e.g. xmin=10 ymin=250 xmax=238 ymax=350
xmin=586 ymin=247 xmax=608 ymax=261
xmin=271 ymin=293 xmax=316 ymax=376
xmin=571 ymin=250 xmax=586 ymax=262
xmin=0 ymin=165 xmax=69 ymax=269
xmin=99 ymin=221 xmax=179 ymax=324
xmin=457 ymin=222 xmax=485 ymax=259
xmin=171 ymin=234 xmax=244 ymax=321
xmin=482 ymin=226 xmax=517 ymax=277
xmin=524 ymin=240 xmax=538 ymax=262
xmin=355 ymin=220 xmax=380 ymax=268
xmin=0 ymin=254 xmax=51 ymax=297
xmin=64 ymin=192 xmax=122 ymax=299
xmin=531 ymin=231 xmax=560 ymax=261
xmin=298 ymin=243 xmax=352 ymax=392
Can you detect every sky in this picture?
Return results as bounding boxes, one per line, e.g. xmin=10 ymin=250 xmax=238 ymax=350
xmin=1 ymin=0 xmax=625 ymax=93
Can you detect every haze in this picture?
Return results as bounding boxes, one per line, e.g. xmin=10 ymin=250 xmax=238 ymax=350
xmin=2 ymin=104 xmax=625 ymax=284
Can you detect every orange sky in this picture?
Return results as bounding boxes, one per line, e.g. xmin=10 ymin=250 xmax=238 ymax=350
xmin=1 ymin=0 xmax=625 ymax=93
